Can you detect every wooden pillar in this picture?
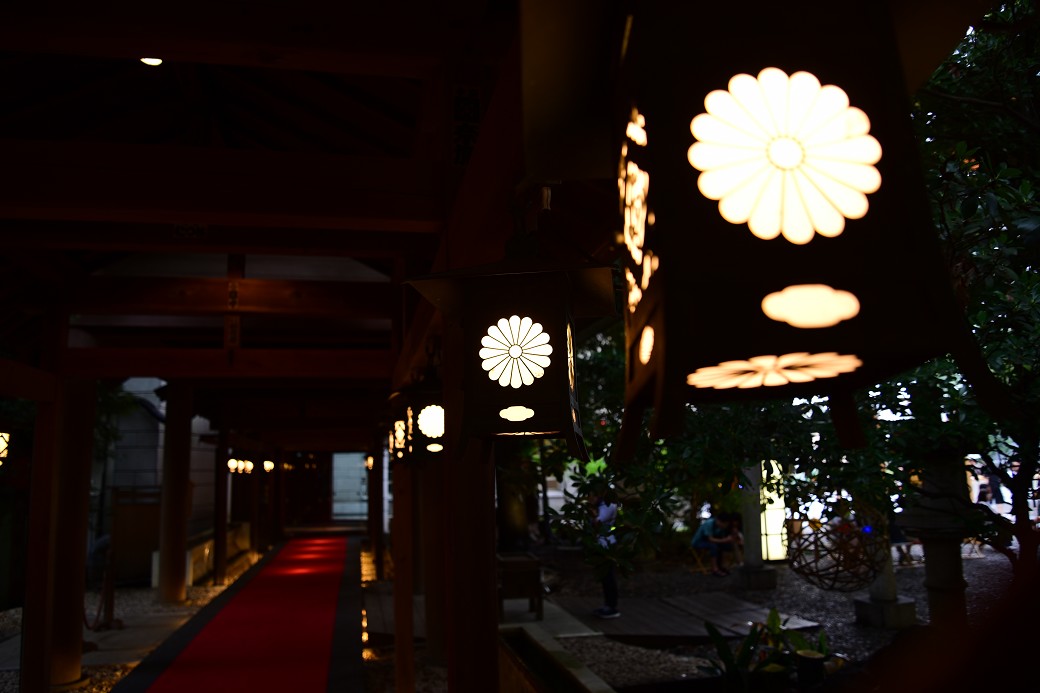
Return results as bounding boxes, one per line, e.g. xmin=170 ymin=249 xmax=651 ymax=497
xmin=158 ymin=381 xmax=193 ymax=604
xmin=49 ymin=379 xmax=97 ymax=688
xmin=18 ymin=375 xmax=96 ymax=692
xmin=248 ymin=457 xmax=260 ymax=551
xmin=272 ymin=450 xmax=285 ymax=542
xmin=20 ymin=397 xmax=60 ymax=693
xmin=213 ymin=428 xmax=229 ymax=586
xmin=367 ymin=447 xmax=385 ymax=580
xmin=419 ymin=458 xmax=447 ymax=663
xmin=391 ymin=460 xmax=415 ymax=693
xmin=443 ymin=440 xmax=498 ymax=691
xmin=442 ymin=321 xmax=499 ymax=692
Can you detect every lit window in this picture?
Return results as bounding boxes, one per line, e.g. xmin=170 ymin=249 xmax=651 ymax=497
xmin=686 ymin=352 xmax=862 ymax=389
xmin=688 ymin=68 xmax=881 ymax=244
xmin=479 ymin=315 xmax=552 ymax=388
xmin=761 ymin=284 xmax=860 ymax=328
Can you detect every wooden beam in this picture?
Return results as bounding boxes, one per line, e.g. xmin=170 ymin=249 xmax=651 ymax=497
xmin=0 ymin=356 xmax=57 ymax=401
xmin=59 ymin=347 xmax=392 ymax=379
xmin=0 ymin=140 xmax=444 ymax=230
xmin=64 ymin=277 xmax=395 ymax=318
xmin=0 ymin=221 xmax=441 ymax=258
xmin=211 ymin=397 xmax=387 ymax=423
xmin=393 ymin=36 xmax=526 ymax=387
xmin=253 ymin=427 xmax=378 ymax=452
xmin=0 ymin=1 xmax=512 ymax=78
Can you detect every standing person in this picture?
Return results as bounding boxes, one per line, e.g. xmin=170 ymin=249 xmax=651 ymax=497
xmin=690 ymin=511 xmax=739 ymax=576
xmin=589 ymin=489 xmax=621 ymax=619
xmin=987 ymin=469 xmax=1007 ymax=508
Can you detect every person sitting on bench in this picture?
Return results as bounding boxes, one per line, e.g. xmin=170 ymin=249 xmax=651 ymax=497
xmin=691 ymin=511 xmax=740 ymax=576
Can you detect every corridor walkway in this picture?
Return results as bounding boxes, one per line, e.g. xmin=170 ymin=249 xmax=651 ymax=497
xmin=111 ymin=534 xmax=364 ymax=693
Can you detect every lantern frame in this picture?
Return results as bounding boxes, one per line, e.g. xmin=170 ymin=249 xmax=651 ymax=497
xmin=390 ymin=372 xmax=446 ymax=460
xmin=408 ymin=258 xmax=616 ymax=462
xmin=614 ymin=1 xmax=972 ymax=449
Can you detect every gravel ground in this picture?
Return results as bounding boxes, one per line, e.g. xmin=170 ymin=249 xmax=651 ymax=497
xmin=0 ymin=546 xmax=1018 ymax=692
xmin=541 ymin=546 xmax=1015 ymax=690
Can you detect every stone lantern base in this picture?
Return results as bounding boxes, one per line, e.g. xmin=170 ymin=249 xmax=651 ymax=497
xmin=853 ymin=595 xmax=918 ymax=629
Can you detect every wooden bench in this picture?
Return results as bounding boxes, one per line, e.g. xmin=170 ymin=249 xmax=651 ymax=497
xmin=497 ymin=552 xmax=543 ymax=621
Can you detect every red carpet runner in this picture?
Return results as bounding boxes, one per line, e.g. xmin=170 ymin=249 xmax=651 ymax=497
xmin=146 ymin=537 xmax=348 ymax=692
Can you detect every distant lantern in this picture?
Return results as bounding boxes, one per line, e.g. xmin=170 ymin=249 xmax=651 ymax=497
xmin=388 ymin=417 xmax=408 ymax=461
xmin=614 ymin=0 xmax=971 ymax=451
xmin=390 ymin=368 xmax=445 ymax=458
xmin=408 ymin=258 xmax=616 ymax=462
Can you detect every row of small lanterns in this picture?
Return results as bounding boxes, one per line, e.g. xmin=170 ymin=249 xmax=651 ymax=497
xmin=226 ymin=458 xmax=275 ymax=474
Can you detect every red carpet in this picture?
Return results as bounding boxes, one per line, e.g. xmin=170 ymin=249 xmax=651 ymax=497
xmin=146 ymin=537 xmax=348 ymax=692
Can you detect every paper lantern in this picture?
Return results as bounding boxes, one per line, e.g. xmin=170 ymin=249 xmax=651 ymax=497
xmin=409 ymin=259 xmax=616 ymax=462
xmin=614 ymin=1 xmax=969 ymax=447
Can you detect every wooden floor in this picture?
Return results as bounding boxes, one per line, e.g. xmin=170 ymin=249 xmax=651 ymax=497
xmin=549 ymin=593 xmax=817 ymax=642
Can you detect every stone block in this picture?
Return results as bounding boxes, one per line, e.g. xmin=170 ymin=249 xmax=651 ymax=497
xmin=853 ymin=595 xmax=918 ymax=629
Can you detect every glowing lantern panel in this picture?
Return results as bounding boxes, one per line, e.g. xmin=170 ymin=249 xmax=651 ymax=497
xmin=689 ymin=68 xmax=881 ymax=245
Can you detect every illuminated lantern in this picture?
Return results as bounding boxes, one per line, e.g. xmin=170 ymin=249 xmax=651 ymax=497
xmin=614 ymin=1 xmax=970 ymax=448
xmin=409 ymin=259 xmax=615 ymax=462
xmin=0 ymin=431 xmax=10 ymax=468
xmin=387 ymin=415 xmax=409 ymax=462
xmin=390 ymin=368 xmax=446 ymax=458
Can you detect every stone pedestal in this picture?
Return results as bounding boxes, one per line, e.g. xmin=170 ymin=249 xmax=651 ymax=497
xmin=853 ymin=595 xmax=918 ymax=629
xmin=735 ymin=564 xmax=778 ymax=590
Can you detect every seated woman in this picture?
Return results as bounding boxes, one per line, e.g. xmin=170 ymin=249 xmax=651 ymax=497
xmin=690 ymin=512 xmax=740 ymax=576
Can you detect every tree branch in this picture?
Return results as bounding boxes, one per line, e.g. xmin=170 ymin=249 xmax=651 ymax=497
xmin=918 ymin=86 xmax=1040 ymax=133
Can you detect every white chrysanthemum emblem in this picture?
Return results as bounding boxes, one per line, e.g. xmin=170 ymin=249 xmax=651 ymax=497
xmin=686 ymin=352 xmax=862 ymax=389
xmin=479 ymin=315 xmax=552 ymax=388
xmin=688 ymin=68 xmax=882 ymax=244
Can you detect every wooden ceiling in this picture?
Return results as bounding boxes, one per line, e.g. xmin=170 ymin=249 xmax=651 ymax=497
xmin=0 ymin=0 xmax=527 ymax=453
xmin=0 ymin=0 xmax=996 ymax=454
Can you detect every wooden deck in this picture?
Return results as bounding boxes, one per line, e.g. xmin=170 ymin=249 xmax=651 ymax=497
xmin=548 ymin=593 xmax=817 ymax=643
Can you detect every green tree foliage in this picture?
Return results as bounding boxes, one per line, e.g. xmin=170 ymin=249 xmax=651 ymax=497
xmin=907 ymin=0 xmax=1040 ymax=573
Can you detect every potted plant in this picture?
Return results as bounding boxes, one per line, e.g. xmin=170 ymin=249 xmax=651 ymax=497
xmin=701 ymin=608 xmax=848 ymax=692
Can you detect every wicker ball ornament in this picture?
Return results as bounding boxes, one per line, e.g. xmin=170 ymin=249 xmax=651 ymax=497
xmin=785 ymin=519 xmax=889 ymax=592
